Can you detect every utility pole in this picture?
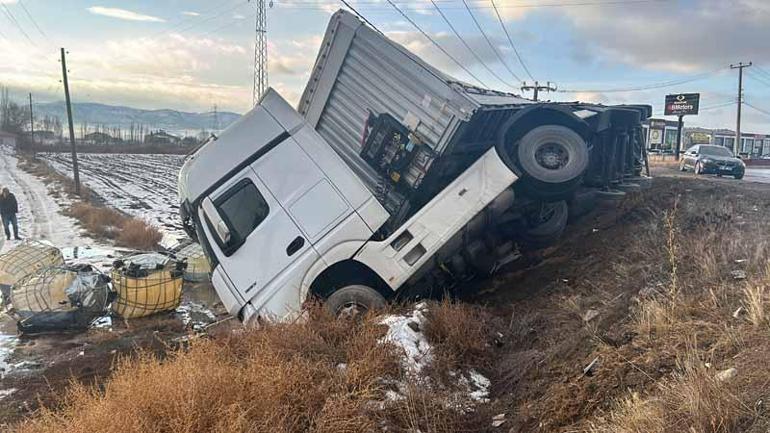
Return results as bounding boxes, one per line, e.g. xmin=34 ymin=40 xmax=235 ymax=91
xmin=250 ymin=0 xmax=268 ymax=105
xmin=521 ymin=81 xmax=557 ymax=101
xmin=28 ymin=93 xmax=34 ymax=148
xmin=730 ymin=62 xmax=752 ymax=156
xmin=60 ymin=47 xmax=81 ymax=195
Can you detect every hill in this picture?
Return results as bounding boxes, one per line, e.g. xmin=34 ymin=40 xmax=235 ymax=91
xmin=33 ymin=101 xmax=241 ymax=135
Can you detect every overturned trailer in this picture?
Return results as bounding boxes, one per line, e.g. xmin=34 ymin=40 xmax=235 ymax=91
xmin=299 ymin=10 xmax=651 ymax=233
xmin=178 ymin=10 xmax=651 ymax=322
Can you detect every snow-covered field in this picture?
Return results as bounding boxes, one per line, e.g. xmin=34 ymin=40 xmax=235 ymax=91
xmin=39 ymin=153 xmax=186 ymax=245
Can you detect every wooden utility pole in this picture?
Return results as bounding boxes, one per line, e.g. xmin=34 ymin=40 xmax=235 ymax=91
xmin=28 ymin=93 xmax=34 ymax=147
xmin=521 ymin=81 xmax=557 ymax=101
xmin=61 ymin=47 xmax=81 ymax=195
xmin=730 ymin=62 xmax=752 ymax=156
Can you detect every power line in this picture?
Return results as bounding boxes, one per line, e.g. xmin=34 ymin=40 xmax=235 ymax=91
xmin=1 ymin=2 xmax=37 ymax=46
xmin=427 ymin=0 xmax=516 ymax=90
xmin=460 ymin=0 xmax=521 ymax=82
xmin=753 ymin=65 xmax=770 ymax=80
xmin=275 ymin=0 xmax=670 ymax=10
xmin=17 ymin=0 xmax=50 ymax=42
xmin=744 ymin=102 xmax=770 ymax=118
xmin=490 ymin=0 xmax=534 ymax=81
xmin=746 ymin=70 xmax=770 ymax=88
xmin=382 ymin=0 xmax=490 ymax=87
xmin=558 ymin=67 xmax=726 ymax=93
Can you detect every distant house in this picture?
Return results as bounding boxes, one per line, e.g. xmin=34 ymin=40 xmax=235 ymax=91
xmin=84 ymin=131 xmax=120 ymax=145
xmin=144 ymin=130 xmax=181 ymax=146
xmin=0 ymin=130 xmax=17 ymax=148
xmin=32 ymin=130 xmax=59 ymax=146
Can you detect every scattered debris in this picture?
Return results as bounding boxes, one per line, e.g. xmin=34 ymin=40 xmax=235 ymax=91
xmin=0 ymin=388 xmax=17 ymax=400
xmin=730 ymin=270 xmax=747 ymax=280
xmin=583 ymin=309 xmax=600 ymax=322
xmin=111 ymin=253 xmax=185 ymax=319
xmin=734 ymin=259 xmax=747 ymax=264
xmin=176 ymin=302 xmax=217 ymax=331
xmin=174 ymin=242 xmax=211 ymax=283
xmin=492 ymin=413 xmax=506 ymax=428
xmin=9 ymin=264 xmax=112 ymax=334
xmin=733 ymin=306 xmax=745 ymax=319
xmin=716 ymin=367 xmax=738 ymax=382
xmin=583 ymin=356 xmax=600 ymax=376
xmin=0 ymin=241 xmax=64 ymax=304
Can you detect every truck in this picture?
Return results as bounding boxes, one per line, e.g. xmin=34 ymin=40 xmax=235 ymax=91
xmin=178 ymin=10 xmax=651 ymax=322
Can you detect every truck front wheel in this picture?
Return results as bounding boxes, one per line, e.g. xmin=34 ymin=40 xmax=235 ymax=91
xmin=325 ymin=284 xmax=386 ymax=319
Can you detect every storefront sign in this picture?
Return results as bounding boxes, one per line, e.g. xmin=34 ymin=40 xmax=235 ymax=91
xmin=665 ymin=93 xmax=700 ymax=116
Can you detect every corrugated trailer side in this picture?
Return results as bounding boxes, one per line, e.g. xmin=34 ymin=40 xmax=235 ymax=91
xmin=298 ymin=10 xmax=482 ymax=194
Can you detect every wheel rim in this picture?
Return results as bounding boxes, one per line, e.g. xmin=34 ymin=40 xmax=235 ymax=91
xmin=337 ymin=301 xmax=368 ymax=319
xmin=535 ymin=142 xmax=569 ymax=170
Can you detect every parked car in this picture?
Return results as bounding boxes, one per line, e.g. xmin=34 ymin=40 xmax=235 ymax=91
xmin=178 ymin=10 xmax=651 ymax=323
xmin=679 ymin=144 xmax=745 ymax=179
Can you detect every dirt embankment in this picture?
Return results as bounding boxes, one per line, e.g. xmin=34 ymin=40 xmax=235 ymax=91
xmin=5 ymin=170 xmax=770 ymax=432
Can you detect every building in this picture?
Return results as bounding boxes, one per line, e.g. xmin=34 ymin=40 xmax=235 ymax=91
xmin=0 ymin=130 xmax=17 ymax=148
xmin=32 ymin=130 xmax=59 ymax=146
xmin=84 ymin=131 xmax=121 ymax=146
xmin=144 ymin=130 xmax=181 ymax=146
xmin=683 ymin=127 xmax=770 ymax=158
xmin=642 ymin=118 xmax=681 ymax=153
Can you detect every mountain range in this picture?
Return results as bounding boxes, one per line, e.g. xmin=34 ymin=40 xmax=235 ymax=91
xmin=33 ymin=101 xmax=242 ymax=135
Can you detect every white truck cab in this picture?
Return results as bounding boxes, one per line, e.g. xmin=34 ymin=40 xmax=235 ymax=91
xmin=179 ymin=90 xmax=517 ymax=322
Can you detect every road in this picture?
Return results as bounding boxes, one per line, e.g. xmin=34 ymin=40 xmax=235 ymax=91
xmin=0 ymin=146 xmax=90 ymax=254
xmin=745 ymin=168 xmax=770 ymax=184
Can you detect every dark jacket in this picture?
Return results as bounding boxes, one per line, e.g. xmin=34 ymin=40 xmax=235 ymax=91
xmin=0 ymin=193 xmax=18 ymax=216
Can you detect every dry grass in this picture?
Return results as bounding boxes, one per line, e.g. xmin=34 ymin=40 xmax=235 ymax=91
xmin=588 ymin=183 xmax=770 ymax=432
xmin=422 ymin=300 xmax=498 ymax=373
xmin=66 ymin=202 xmax=162 ymax=250
xmin=11 ymin=304 xmax=494 ymax=433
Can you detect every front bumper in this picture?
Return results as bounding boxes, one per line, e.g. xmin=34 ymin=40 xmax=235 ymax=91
xmin=701 ymin=162 xmax=744 ymax=176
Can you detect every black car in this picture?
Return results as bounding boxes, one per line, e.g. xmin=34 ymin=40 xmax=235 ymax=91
xmin=679 ymin=144 xmax=746 ymax=179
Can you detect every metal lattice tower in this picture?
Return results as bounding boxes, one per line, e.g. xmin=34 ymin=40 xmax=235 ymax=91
xmin=252 ymin=0 xmax=268 ymax=105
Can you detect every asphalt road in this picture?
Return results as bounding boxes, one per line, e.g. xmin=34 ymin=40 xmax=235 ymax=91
xmin=745 ymin=168 xmax=770 ymax=184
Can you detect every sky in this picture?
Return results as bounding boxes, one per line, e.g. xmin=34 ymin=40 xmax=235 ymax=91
xmin=1 ymin=0 xmax=770 ymax=132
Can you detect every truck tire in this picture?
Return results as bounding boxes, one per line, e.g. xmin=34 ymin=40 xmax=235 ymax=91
xmin=516 ymin=125 xmax=590 ymax=185
xmin=325 ymin=284 xmax=386 ymax=319
xmin=520 ymin=200 xmax=569 ymax=250
xmin=567 ymin=189 xmax=597 ymax=223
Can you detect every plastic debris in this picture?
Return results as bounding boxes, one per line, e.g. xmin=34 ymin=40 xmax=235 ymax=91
xmin=8 ymin=264 xmax=112 ymax=334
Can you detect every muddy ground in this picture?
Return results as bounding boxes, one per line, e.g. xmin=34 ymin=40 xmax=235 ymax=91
xmin=0 ymin=283 xmax=227 ymax=428
xmin=1 ymin=165 xmax=767 ymax=430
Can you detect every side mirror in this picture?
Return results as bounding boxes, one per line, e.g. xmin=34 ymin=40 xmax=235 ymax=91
xmin=201 ymin=197 xmax=231 ymax=245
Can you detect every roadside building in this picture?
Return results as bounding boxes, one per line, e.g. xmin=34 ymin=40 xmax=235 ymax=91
xmin=32 ymin=130 xmax=59 ymax=146
xmin=144 ymin=130 xmax=181 ymax=146
xmin=0 ymin=130 xmax=17 ymax=148
xmin=682 ymin=127 xmax=770 ymax=159
xmin=84 ymin=131 xmax=121 ymax=146
xmin=642 ymin=118 xmax=681 ymax=153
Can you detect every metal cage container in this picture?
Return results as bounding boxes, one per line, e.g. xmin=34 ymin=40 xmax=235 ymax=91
xmin=175 ymin=243 xmax=211 ymax=283
xmin=0 ymin=241 xmax=65 ymax=305
xmin=110 ymin=253 xmax=184 ymax=319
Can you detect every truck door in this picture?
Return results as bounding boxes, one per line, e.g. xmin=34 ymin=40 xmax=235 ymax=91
xmin=202 ymin=166 xmax=317 ymax=307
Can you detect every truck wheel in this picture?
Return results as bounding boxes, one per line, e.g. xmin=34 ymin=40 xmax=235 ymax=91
xmin=520 ymin=200 xmax=569 ymax=249
xmin=516 ymin=125 xmax=589 ymax=185
xmin=568 ymin=189 xmax=597 ymax=223
xmin=325 ymin=285 xmax=386 ymax=319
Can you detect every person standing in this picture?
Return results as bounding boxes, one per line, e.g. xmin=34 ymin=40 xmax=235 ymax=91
xmin=0 ymin=188 xmax=20 ymax=241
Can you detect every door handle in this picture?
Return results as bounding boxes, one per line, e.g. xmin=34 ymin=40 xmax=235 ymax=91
xmin=286 ymin=236 xmax=305 ymax=256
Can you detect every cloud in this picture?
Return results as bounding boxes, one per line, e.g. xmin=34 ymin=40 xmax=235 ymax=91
xmin=87 ymin=6 xmax=165 ymax=22
xmin=182 ymin=11 xmax=200 ymax=17
xmin=233 ymin=13 xmax=246 ymax=20
xmin=556 ymin=0 xmax=770 ymax=73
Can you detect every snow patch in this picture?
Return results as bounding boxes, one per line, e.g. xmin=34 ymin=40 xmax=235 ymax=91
xmin=176 ymin=302 xmax=217 ymax=331
xmin=379 ymin=303 xmax=432 ymax=375
xmin=0 ymin=334 xmax=19 ymax=379
xmin=0 ymin=388 xmax=17 ymax=400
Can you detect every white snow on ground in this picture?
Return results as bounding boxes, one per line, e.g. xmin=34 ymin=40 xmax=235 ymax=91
xmin=379 ymin=303 xmax=491 ymax=405
xmin=0 ymin=147 xmax=92 ymax=255
xmin=0 ymin=334 xmax=18 ymax=379
xmin=39 ymin=153 xmax=186 ymax=246
xmin=380 ymin=303 xmax=433 ymax=375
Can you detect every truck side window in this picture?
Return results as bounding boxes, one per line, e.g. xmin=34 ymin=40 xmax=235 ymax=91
xmin=215 ymin=179 xmax=269 ymax=250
